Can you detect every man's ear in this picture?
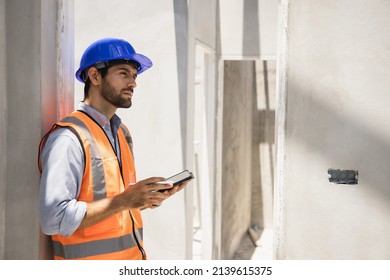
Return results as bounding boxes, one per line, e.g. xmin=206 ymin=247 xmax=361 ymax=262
xmin=87 ymin=67 xmax=100 ymax=85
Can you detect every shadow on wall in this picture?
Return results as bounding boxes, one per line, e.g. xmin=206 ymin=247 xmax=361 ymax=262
xmin=173 ymin=0 xmax=188 ymax=162
xmin=233 ymin=60 xmax=276 ymax=260
xmin=287 ymin=80 xmax=390 ymax=201
xmin=251 ymin=60 xmax=275 ymax=231
xmin=280 ymin=77 xmax=390 ymax=258
xmin=243 ymin=0 xmax=260 ymax=56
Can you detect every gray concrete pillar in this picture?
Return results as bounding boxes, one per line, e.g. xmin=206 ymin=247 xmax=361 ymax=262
xmin=0 ymin=0 xmax=7 ymax=259
xmin=221 ymin=60 xmax=254 ymax=259
xmin=0 ymin=0 xmax=73 ymax=259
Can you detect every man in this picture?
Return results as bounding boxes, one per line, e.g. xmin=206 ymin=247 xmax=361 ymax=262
xmin=38 ymin=38 xmax=188 ymax=260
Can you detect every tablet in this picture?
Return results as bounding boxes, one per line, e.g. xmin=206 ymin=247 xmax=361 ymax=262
xmin=156 ymin=170 xmax=194 ymax=192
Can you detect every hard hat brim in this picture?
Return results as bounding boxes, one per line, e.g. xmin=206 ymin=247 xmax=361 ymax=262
xmin=75 ymin=52 xmax=153 ymax=83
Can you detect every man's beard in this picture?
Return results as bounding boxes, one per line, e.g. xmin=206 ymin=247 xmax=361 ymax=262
xmin=101 ymin=78 xmax=132 ymax=108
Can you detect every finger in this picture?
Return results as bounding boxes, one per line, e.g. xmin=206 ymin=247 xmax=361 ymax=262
xmin=150 ymin=191 xmax=170 ymax=202
xmin=149 ymin=182 xmax=173 ymax=192
xmin=165 ymin=185 xmax=177 ymax=195
xmin=174 ymin=182 xmax=188 ymax=193
xmin=178 ymin=181 xmax=188 ymax=188
xmin=177 ymin=183 xmax=187 ymax=191
xmin=140 ymin=177 xmax=167 ymax=185
xmin=149 ymin=194 xmax=166 ymax=207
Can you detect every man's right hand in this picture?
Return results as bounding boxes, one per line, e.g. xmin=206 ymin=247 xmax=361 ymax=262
xmin=119 ymin=177 xmax=173 ymax=209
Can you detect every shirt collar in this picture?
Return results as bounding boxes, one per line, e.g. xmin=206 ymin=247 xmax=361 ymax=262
xmin=77 ymin=102 xmax=122 ymax=132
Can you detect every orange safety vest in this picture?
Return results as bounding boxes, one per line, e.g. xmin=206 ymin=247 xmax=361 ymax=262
xmin=38 ymin=110 xmax=146 ymax=260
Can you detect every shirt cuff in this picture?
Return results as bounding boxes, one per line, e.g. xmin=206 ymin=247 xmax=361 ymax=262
xmin=59 ymin=200 xmax=87 ymax=236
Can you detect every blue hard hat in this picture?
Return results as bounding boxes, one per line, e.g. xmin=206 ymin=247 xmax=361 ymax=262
xmin=75 ymin=38 xmax=153 ymax=83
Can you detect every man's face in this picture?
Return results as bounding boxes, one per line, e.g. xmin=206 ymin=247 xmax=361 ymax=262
xmin=100 ymin=63 xmax=138 ymax=109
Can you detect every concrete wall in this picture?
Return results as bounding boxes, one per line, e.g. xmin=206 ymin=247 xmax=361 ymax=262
xmin=252 ymin=60 xmax=276 ymax=230
xmin=1 ymin=0 xmax=42 ymax=259
xmin=0 ymin=0 xmax=6 ymax=259
xmin=221 ymin=60 xmax=253 ymax=259
xmin=276 ymin=0 xmax=390 ymax=259
xmin=188 ymin=0 xmax=275 ymax=259
xmin=0 ymin=0 xmax=73 ymax=260
xmin=0 ymin=0 xmax=275 ymax=260
xmin=187 ymin=0 xmax=218 ymax=259
xmin=217 ymin=0 xmax=278 ymax=258
xmin=219 ymin=0 xmax=278 ymax=59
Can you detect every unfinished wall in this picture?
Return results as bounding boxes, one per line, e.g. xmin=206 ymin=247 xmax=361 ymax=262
xmin=219 ymin=0 xmax=278 ymax=59
xmin=276 ymin=0 xmax=390 ymax=259
xmin=0 ymin=0 xmax=6 ymax=259
xmin=221 ymin=60 xmax=253 ymax=259
xmin=251 ymin=60 xmax=276 ymax=230
xmin=217 ymin=0 xmax=278 ymax=259
xmin=0 ymin=0 xmax=73 ymax=260
xmin=3 ymin=0 xmax=41 ymax=259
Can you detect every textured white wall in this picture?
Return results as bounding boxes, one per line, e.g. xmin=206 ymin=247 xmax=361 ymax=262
xmin=277 ymin=0 xmax=390 ymax=259
xmin=219 ymin=0 xmax=277 ymax=59
xmin=221 ymin=61 xmax=253 ymax=259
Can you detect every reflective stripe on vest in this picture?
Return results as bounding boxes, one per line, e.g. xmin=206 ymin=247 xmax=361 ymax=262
xmin=39 ymin=111 xmax=144 ymax=260
xmin=52 ymin=228 xmax=143 ymax=259
xmin=61 ymin=115 xmax=107 ymax=200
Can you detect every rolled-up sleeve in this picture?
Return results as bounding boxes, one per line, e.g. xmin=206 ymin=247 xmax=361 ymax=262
xmin=39 ymin=128 xmax=87 ymax=236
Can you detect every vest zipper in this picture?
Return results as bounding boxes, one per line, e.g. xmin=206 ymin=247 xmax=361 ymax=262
xmin=129 ymin=211 xmax=146 ymax=260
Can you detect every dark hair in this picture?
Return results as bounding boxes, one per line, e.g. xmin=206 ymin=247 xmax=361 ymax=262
xmin=83 ymin=67 xmax=109 ymax=99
